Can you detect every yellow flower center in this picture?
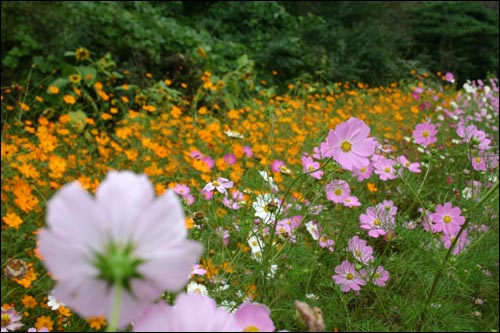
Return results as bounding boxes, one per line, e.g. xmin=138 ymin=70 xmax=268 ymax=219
xmin=308 ymin=165 xmax=315 ymax=171
xmin=422 ymin=130 xmax=429 ymax=137
xmin=355 ymin=250 xmax=361 ymax=257
xmin=341 ymin=141 xmax=352 ymax=152
xmin=2 ymin=314 xmax=12 ymax=326
xmin=384 ymin=167 xmax=391 ymax=173
xmin=335 ymin=189 xmax=342 ymax=195
xmin=443 ymin=215 xmax=451 ymax=223
xmin=374 ymin=219 xmax=381 ymax=226
xmin=244 ymin=325 xmax=260 ymax=332
xmin=346 ymin=273 xmax=354 ymax=280
xmin=213 ymin=180 xmax=220 ymax=187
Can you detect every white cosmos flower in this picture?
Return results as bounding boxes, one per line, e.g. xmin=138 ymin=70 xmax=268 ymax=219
xmin=186 ymin=281 xmax=208 ymax=296
xmin=258 ymin=171 xmax=279 ymax=192
xmin=252 ymin=193 xmax=279 ymax=223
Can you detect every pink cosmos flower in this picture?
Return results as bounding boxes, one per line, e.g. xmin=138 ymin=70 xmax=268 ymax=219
xmin=173 ymin=183 xmax=191 ymax=197
xmin=471 ymin=153 xmax=487 ymax=171
xmin=222 ymin=190 xmax=244 ymax=210
xmin=302 ymin=154 xmax=323 ymax=179
xmin=234 ymin=303 xmax=275 ymax=332
xmin=319 ymin=234 xmax=335 ymax=252
xmin=348 ymin=236 xmax=374 ymax=265
xmin=322 ymin=117 xmax=377 ymax=171
xmin=352 ymin=163 xmax=373 ymax=181
xmin=242 ymin=146 xmax=253 ymax=158
xmin=430 ymin=202 xmax=466 ymax=236
xmin=224 ymin=154 xmax=237 ymax=165
xmin=444 ymin=72 xmax=455 ymax=83
xmin=332 ymin=260 xmax=366 ymax=292
xmin=202 ymin=177 xmax=234 ymax=195
xmin=132 ymin=294 xmax=240 ymax=332
xmin=397 ymin=155 xmax=421 ymax=173
xmin=369 ymin=266 xmax=390 ymax=287
xmin=373 ymin=156 xmax=397 ymax=181
xmin=359 ymin=205 xmax=395 ymax=238
xmin=413 ymin=122 xmax=437 ymax=146
xmin=441 ymin=230 xmax=469 ymax=256
xmin=190 ymin=264 xmax=207 ymax=277
xmin=173 ymin=184 xmax=195 ymax=205
xmin=456 ymin=123 xmax=491 ymax=150
xmin=1 ymin=307 xmax=23 ymax=332
xmin=343 ymin=196 xmax=361 ymax=208
xmin=37 ymin=171 xmax=203 ymax=328
xmin=271 ymin=159 xmax=285 ymax=173
xmin=325 ymin=180 xmax=351 ymax=204
xmin=377 ymin=200 xmax=398 ymax=217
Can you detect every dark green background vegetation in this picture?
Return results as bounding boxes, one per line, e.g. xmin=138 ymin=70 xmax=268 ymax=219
xmin=2 ymin=1 xmax=498 ymax=87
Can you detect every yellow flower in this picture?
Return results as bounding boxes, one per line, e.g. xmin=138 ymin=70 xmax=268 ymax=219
xmin=21 ymin=295 xmax=37 ymax=308
xmin=69 ymin=74 xmax=82 ymax=84
xmin=142 ymin=105 xmax=156 ymax=113
xmin=13 ymin=263 xmax=37 ymax=288
xmin=185 ymin=217 xmax=194 ymax=229
xmin=75 ymin=47 xmax=90 ymax=61
xmin=35 ymin=315 xmax=54 ymax=331
xmin=196 ymin=46 xmax=207 ymax=59
xmin=2 ymin=212 xmax=23 ymax=229
xmin=48 ymin=86 xmax=60 ymax=94
xmin=63 ymin=95 xmax=76 ymax=105
xmin=18 ymin=102 xmax=30 ymax=111
xmin=367 ymin=182 xmax=378 ymax=193
xmin=87 ymin=316 xmax=106 ymax=330
xmin=58 ymin=305 xmax=71 ymax=317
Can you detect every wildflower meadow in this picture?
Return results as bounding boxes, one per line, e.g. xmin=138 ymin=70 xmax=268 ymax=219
xmin=1 ymin=48 xmax=499 ymax=332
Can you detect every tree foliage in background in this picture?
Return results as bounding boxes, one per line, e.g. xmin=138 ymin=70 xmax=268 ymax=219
xmin=406 ymin=1 xmax=499 ymax=83
xmin=1 ymin=1 xmax=498 ymax=88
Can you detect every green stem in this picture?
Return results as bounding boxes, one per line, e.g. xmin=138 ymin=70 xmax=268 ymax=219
xmin=106 ymin=282 xmax=123 ymax=332
xmin=260 ymin=157 xmax=335 ymax=297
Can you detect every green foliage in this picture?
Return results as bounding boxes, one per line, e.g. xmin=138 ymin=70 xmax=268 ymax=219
xmin=407 ymin=1 xmax=499 ymax=83
xmin=1 ymin=1 xmax=498 ymax=90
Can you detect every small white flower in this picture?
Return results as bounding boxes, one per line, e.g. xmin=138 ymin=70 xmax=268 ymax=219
xmin=266 ymin=264 xmax=278 ymax=279
xmin=219 ymin=300 xmax=238 ymax=314
xmin=186 ymin=281 xmax=208 ymax=295
xmin=248 ymin=235 xmax=265 ymax=254
xmin=258 ymin=171 xmax=279 ymax=192
xmin=305 ymin=221 xmax=320 ymax=240
xmin=47 ymin=294 xmax=64 ymax=310
xmin=306 ymin=293 xmax=319 ymax=300
xmin=224 ymin=130 xmax=244 ymax=139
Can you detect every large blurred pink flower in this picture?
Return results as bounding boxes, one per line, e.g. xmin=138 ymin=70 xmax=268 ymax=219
xmin=37 ymin=171 xmax=203 ymax=328
xmin=133 ymin=294 xmax=240 ymax=332
xmin=234 ymin=303 xmax=275 ymax=332
xmin=323 ymin=117 xmax=377 ymax=171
